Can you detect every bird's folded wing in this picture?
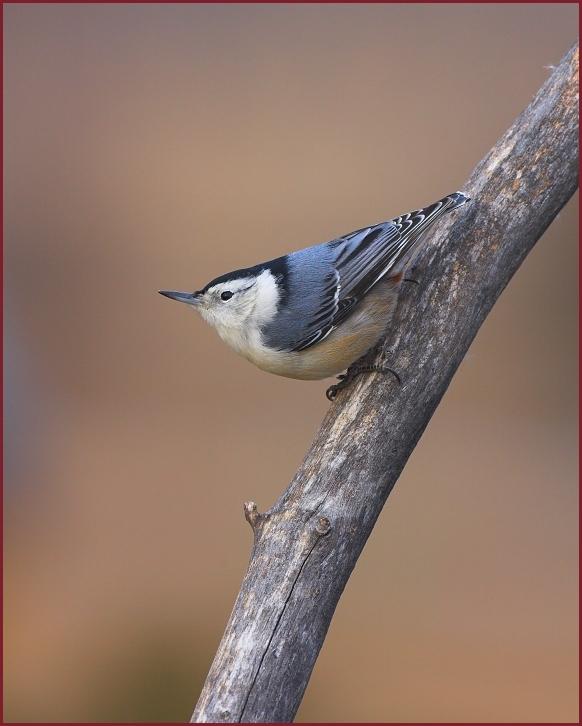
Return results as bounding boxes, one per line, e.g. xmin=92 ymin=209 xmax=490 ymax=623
xmin=289 ymin=222 xmax=401 ymax=351
xmin=289 ymin=194 xmax=464 ymax=352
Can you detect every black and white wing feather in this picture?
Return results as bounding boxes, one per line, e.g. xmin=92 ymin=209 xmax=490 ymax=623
xmin=289 ymin=191 xmax=469 ymax=352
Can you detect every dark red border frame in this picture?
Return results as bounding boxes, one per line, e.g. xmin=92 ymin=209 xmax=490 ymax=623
xmin=0 ymin=2 xmax=579 ymax=725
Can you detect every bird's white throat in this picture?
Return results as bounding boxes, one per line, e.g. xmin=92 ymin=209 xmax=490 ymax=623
xmin=197 ymin=269 xmax=281 ymax=361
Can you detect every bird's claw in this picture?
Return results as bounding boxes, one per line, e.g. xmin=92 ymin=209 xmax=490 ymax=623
xmin=325 ymin=373 xmax=348 ymax=401
xmin=325 ymin=364 xmax=401 ymax=401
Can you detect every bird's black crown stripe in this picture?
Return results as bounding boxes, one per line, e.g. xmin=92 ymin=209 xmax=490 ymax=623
xmin=200 ymin=255 xmax=289 ymax=304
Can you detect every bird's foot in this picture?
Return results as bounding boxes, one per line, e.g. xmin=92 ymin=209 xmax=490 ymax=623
xmin=325 ymin=363 xmax=401 ymax=401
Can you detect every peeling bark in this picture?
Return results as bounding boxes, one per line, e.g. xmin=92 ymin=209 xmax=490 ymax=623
xmin=191 ymin=43 xmax=579 ymax=723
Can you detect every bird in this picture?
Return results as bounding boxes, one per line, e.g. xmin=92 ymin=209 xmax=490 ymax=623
xmin=160 ymin=191 xmax=470 ymax=399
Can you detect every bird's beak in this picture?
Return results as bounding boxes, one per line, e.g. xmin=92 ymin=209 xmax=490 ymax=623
xmin=158 ymin=290 xmax=201 ymax=305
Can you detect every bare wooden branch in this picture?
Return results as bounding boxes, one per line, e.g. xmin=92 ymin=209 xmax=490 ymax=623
xmin=192 ymin=43 xmax=579 ymax=723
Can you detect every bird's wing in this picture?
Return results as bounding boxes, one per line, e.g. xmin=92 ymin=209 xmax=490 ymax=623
xmin=289 ymin=221 xmax=401 ymax=351
xmin=288 ymin=193 xmax=467 ymax=352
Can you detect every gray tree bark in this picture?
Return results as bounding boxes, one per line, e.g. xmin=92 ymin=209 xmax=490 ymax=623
xmin=191 ymin=43 xmax=578 ymax=723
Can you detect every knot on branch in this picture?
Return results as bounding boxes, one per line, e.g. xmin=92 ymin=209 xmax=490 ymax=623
xmin=315 ymin=516 xmax=332 ymax=536
xmin=243 ymin=501 xmax=263 ymax=532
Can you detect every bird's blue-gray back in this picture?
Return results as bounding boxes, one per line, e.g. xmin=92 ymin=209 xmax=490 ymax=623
xmin=262 ymin=242 xmax=337 ymax=352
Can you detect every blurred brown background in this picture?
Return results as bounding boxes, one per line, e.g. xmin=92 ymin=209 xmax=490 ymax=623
xmin=3 ymin=3 xmax=578 ymax=723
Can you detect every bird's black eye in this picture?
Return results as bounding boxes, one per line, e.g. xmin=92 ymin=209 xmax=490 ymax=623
xmin=220 ymin=291 xmax=233 ymax=301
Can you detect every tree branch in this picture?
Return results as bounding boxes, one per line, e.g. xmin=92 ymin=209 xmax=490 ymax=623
xmin=191 ymin=43 xmax=579 ymax=723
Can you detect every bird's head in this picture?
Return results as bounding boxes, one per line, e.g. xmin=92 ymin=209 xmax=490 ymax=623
xmin=159 ymin=266 xmax=281 ymax=337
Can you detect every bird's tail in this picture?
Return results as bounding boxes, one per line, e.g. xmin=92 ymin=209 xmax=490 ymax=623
xmin=390 ymin=191 xmax=470 ymax=268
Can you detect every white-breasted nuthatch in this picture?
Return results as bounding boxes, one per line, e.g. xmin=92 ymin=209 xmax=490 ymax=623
xmin=160 ymin=191 xmax=469 ymax=398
